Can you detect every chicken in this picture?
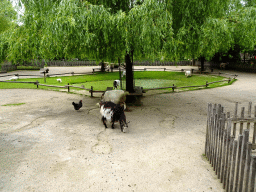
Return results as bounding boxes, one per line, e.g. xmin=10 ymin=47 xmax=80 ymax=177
xmin=72 ymin=100 xmax=82 ymax=110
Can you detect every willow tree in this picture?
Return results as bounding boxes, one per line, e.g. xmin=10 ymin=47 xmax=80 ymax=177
xmin=5 ymin=0 xmax=256 ymax=92
xmin=0 ymin=0 xmax=17 ymax=63
xmin=228 ymin=1 xmax=256 ymax=53
xmin=8 ymin=0 xmax=175 ymax=92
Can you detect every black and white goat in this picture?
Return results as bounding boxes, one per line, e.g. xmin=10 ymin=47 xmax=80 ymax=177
xmin=113 ymin=80 xmax=120 ymax=89
xmin=99 ymin=101 xmax=128 ymax=133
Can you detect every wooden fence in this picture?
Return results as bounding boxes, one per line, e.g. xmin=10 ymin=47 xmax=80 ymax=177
xmin=0 ymin=69 xmax=237 ymax=97
xmin=133 ymin=60 xmax=191 ymax=66
xmin=205 ymin=102 xmax=256 ymax=192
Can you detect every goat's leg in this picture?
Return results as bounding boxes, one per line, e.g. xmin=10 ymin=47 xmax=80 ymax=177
xmin=120 ymin=121 xmax=123 ymax=132
xmin=111 ymin=121 xmax=115 ymax=129
xmin=102 ymin=116 xmax=108 ymax=128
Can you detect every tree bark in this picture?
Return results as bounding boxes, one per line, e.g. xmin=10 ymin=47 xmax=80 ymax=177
xmin=100 ymin=61 xmax=105 ymax=72
xmin=125 ymin=52 xmax=134 ymax=93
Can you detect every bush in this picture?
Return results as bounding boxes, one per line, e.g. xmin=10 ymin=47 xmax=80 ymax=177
xmin=17 ymin=66 xmax=41 ymax=70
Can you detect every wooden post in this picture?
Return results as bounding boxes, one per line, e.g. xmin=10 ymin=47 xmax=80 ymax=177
xmin=253 ymin=106 xmax=256 ymax=144
xmin=240 ymin=107 xmax=245 ymax=134
xmin=213 ymin=113 xmax=219 ymax=171
xmin=242 ymin=142 xmax=252 ymax=192
xmin=223 ymin=119 xmax=232 ymax=189
xmin=228 ymin=139 xmax=237 ymax=192
xmin=206 ymin=81 xmax=208 ymax=87
xmin=91 ymin=86 xmax=93 ymax=97
xmin=36 ymin=80 xmax=39 ymax=88
xmin=205 ymin=103 xmax=212 ymax=159
xmin=234 ymin=134 xmax=244 ymax=191
xmin=172 ymin=84 xmax=175 ymax=92
xmin=238 ymin=129 xmax=249 ymax=192
xmin=217 ymin=113 xmax=225 ymax=179
xmin=248 ymin=156 xmax=256 ymax=192
xmin=44 ymin=72 xmax=46 ymax=83
xmin=225 ymin=135 xmax=235 ymax=191
xmin=68 ymin=83 xmax=70 ymax=92
xmin=233 ymin=102 xmax=238 ymax=137
xmin=221 ymin=129 xmax=227 ymax=184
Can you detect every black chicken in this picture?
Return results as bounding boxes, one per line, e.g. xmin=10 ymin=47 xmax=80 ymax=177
xmin=72 ymin=100 xmax=82 ymax=110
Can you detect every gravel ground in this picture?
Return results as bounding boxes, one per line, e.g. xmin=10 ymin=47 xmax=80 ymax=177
xmin=0 ymin=67 xmax=255 ymax=192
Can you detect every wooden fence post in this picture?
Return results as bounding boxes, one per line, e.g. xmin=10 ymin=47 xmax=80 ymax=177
xmin=91 ymin=86 xmax=93 ymax=97
xmin=223 ymin=119 xmax=232 ymax=189
xmin=248 ymin=156 xmax=256 ymax=192
xmin=240 ymin=107 xmax=245 ymax=134
xmin=238 ymin=129 xmax=250 ymax=192
xmin=172 ymin=84 xmax=175 ymax=92
xmin=68 ymin=83 xmax=70 ymax=92
xmin=234 ymin=134 xmax=244 ymax=191
xmin=217 ymin=113 xmax=225 ymax=179
xmin=205 ymin=103 xmax=212 ymax=159
xmin=253 ymin=106 xmax=256 ymax=144
xmin=228 ymin=139 xmax=237 ymax=192
xmin=242 ymin=142 xmax=252 ymax=192
xmin=225 ymin=135 xmax=235 ymax=191
xmin=233 ymin=102 xmax=238 ymax=137
xmin=221 ymin=129 xmax=227 ymax=184
xmin=206 ymin=81 xmax=208 ymax=87
xmin=43 ymin=72 xmax=46 ymax=83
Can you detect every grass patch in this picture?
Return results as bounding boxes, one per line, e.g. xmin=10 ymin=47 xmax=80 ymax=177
xmin=0 ymin=71 xmax=235 ymax=93
xmin=2 ymin=103 xmax=26 ymax=106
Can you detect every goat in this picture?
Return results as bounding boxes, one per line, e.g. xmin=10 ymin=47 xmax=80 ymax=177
xmin=99 ymin=101 xmax=128 ymax=133
xmin=113 ymin=80 xmax=120 ymax=89
xmin=185 ymin=70 xmax=192 ymax=77
xmin=9 ymin=76 xmax=19 ymax=80
xmin=220 ymin=62 xmax=229 ymax=69
xmin=121 ymin=70 xmax=126 ymax=78
xmin=57 ymin=78 xmax=62 ymax=83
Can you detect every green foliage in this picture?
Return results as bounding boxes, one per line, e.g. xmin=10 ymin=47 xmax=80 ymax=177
xmin=0 ymin=0 xmax=17 ymax=33
xmin=0 ymin=0 xmax=17 ymax=63
xmin=17 ymin=66 xmax=41 ymax=70
xmin=230 ymin=7 xmax=256 ymax=52
xmin=1 ymin=0 xmax=256 ymax=65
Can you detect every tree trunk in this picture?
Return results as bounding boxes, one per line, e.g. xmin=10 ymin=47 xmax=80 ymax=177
xmin=125 ymin=52 xmax=134 ymax=93
xmin=200 ymin=57 xmax=205 ymax=71
xmin=100 ymin=61 xmax=105 ymax=72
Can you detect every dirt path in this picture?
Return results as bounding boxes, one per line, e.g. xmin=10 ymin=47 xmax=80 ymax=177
xmin=0 ymin=68 xmax=255 ymax=191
